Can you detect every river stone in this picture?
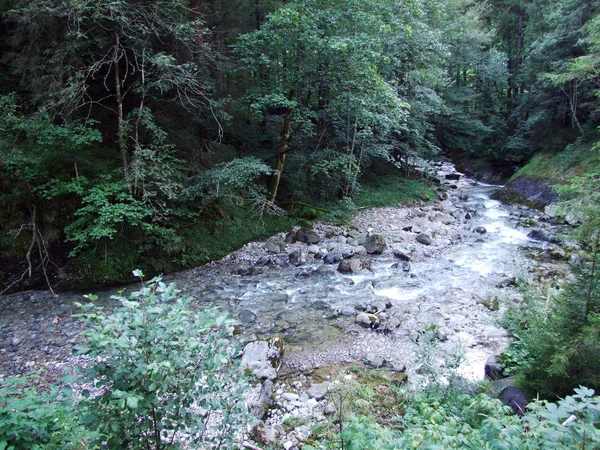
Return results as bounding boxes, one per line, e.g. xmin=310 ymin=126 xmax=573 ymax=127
xmin=456 ymin=191 xmax=468 ymax=201
xmin=324 ymin=253 xmax=341 ymax=265
xmin=369 ymin=300 xmax=387 ymax=313
xmin=484 ymin=356 xmax=504 ymax=380
xmin=241 ymin=338 xmax=285 ymax=380
xmin=285 ymin=230 xmax=298 ymax=244
xmin=365 ymin=353 xmax=385 ymax=368
xmin=527 ymin=228 xmax=560 ymax=244
xmin=497 ymin=277 xmax=517 ymax=288
xmin=474 ymin=226 xmax=487 ymax=234
xmin=356 ymin=312 xmax=379 ymax=328
xmin=364 ymin=234 xmax=387 ymax=255
xmin=393 ymin=249 xmax=411 ymax=261
xmin=438 ymin=191 xmax=448 ymax=201
xmin=388 ymin=313 xmax=403 ymax=328
xmin=265 ymin=240 xmax=282 ymax=253
xmin=465 ymin=212 xmax=473 ymax=220
xmin=239 ymin=309 xmax=257 ymax=323
xmin=251 ymin=422 xmax=279 ymax=446
xmin=307 ymin=383 xmax=328 ymax=400
xmin=416 ymin=233 xmax=432 ymax=246
xmin=324 ymin=402 xmax=337 ymax=416
xmin=282 ymin=392 xmax=300 ymax=402
xmin=296 ymin=228 xmax=321 ymax=244
xmin=310 ymin=301 xmax=330 ymax=311
xmin=445 ymin=173 xmax=461 ymax=180
xmin=289 ymin=250 xmax=310 ymax=266
xmin=307 ymin=244 xmax=320 ymax=254
xmin=337 ymin=259 xmax=363 ymax=274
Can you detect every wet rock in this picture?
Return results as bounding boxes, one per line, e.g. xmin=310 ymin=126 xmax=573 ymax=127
xmin=416 ymin=233 xmax=432 ymax=246
xmin=393 ymin=249 xmax=411 ymax=261
xmin=527 ymin=228 xmax=560 ymax=244
xmin=310 ymin=301 xmax=330 ymax=311
xmin=307 ymin=383 xmax=328 ymax=400
xmin=388 ymin=313 xmax=403 ymax=328
xmin=239 ymin=309 xmax=257 ymax=324
xmin=364 ymin=234 xmax=387 ymax=255
xmin=356 ymin=312 xmax=379 ymax=328
xmin=474 ymin=226 xmax=487 ymax=234
xmin=289 ymin=250 xmax=310 ymax=266
xmin=337 ymin=259 xmax=363 ymax=274
xmin=307 ymin=245 xmax=321 ymax=255
xmin=401 ymin=262 xmax=411 ymax=272
xmin=324 ymin=253 xmax=341 ymax=265
xmin=296 ymin=228 xmax=321 ymax=244
xmin=369 ymin=301 xmax=387 ymax=313
xmin=484 ymin=356 xmax=504 ymax=381
xmin=499 ymin=386 xmax=528 ymax=416
xmin=438 ymin=191 xmax=448 ymax=201
xmin=465 ymin=212 xmax=473 ymax=220
xmin=456 ymin=191 xmax=469 ymax=201
xmin=445 ymin=173 xmax=461 ymax=180
xmin=241 ymin=338 xmax=285 ymax=380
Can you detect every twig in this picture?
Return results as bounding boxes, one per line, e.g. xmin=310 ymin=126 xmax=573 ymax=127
xmin=242 ymin=443 xmax=264 ymax=450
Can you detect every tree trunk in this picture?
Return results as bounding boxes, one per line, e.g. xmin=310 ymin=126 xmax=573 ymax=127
xmin=269 ymin=89 xmax=295 ymax=203
xmin=114 ymin=56 xmax=131 ymax=192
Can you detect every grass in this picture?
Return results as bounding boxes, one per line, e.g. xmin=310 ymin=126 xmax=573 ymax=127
xmin=354 ymin=176 xmax=436 ymax=208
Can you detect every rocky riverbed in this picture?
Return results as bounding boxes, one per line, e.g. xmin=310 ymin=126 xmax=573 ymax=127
xmin=0 ymin=162 xmax=576 ymax=448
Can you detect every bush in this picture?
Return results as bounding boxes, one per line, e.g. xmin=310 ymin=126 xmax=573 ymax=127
xmin=74 ymin=271 xmax=252 ymax=449
xmin=0 ymin=374 xmax=97 ymax=449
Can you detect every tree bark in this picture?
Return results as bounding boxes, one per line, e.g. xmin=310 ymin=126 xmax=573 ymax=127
xmin=114 ymin=55 xmax=131 ymax=192
xmin=269 ymin=89 xmax=295 ymax=203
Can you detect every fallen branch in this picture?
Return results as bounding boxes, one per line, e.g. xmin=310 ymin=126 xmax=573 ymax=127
xmin=242 ymin=443 xmax=264 ymax=450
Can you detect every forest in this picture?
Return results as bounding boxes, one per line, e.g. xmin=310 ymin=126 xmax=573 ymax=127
xmin=0 ymin=0 xmax=597 ymax=289
xmin=1 ymin=0 xmax=600 ymax=449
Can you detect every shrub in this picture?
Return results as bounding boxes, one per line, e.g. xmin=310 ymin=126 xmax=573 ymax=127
xmin=0 ymin=374 xmax=97 ymax=449
xmin=74 ymin=271 xmax=252 ymax=449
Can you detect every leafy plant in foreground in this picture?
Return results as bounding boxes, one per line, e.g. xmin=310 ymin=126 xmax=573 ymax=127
xmin=75 ymin=271 xmax=251 ymax=449
xmin=0 ymin=373 xmax=97 ymax=449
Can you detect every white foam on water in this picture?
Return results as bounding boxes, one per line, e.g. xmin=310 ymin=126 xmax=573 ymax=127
xmin=374 ymin=287 xmax=420 ymax=301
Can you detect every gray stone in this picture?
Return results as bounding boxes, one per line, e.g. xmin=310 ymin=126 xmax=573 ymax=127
xmin=356 ymin=312 xmax=379 ymax=328
xmin=416 ymin=233 xmax=432 ymax=246
xmin=324 ymin=253 xmax=341 ymax=265
xmin=365 ymin=353 xmax=385 ymax=368
xmin=282 ymin=392 xmax=300 ymax=401
xmin=527 ymin=228 xmax=560 ymax=244
xmin=324 ymin=402 xmax=337 ymax=416
xmin=393 ymin=249 xmax=411 ymax=261
xmin=240 ymin=338 xmax=285 ymax=380
xmin=296 ymin=228 xmax=321 ymax=244
xmin=307 ymin=244 xmax=320 ymax=255
xmin=310 ymin=301 xmax=330 ymax=311
xmin=307 ymin=383 xmax=328 ymax=400
xmin=445 ymin=173 xmax=461 ymax=180
xmin=259 ymin=379 xmax=275 ymax=407
xmin=289 ymin=250 xmax=310 ymax=266
xmin=285 ymin=230 xmax=298 ymax=244
xmin=364 ymin=234 xmax=387 ymax=255
xmin=239 ymin=309 xmax=256 ymax=324
xmin=265 ymin=240 xmax=283 ymax=253
xmin=337 ymin=259 xmax=363 ymax=274
xmin=251 ymin=422 xmax=279 ymax=446
xmin=370 ymin=301 xmax=387 ymax=313
xmin=474 ymin=226 xmax=487 ymax=234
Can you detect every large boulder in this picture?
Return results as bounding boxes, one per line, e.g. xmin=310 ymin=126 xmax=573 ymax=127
xmin=240 ymin=337 xmax=285 ymax=380
xmin=499 ymin=386 xmax=528 ymax=416
xmin=527 ymin=228 xmax=560 ymax=244
xmin=296 ymin=228 xmax=321 ymax=244
xmin=364 ymin=234 xmax=387 ymax=255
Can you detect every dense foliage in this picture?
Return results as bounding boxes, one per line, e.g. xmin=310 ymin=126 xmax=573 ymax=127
xmin=0 ymin=274 xmax=251 ymax=449
xmin=0 ymin=0 xmax=597 ymax=287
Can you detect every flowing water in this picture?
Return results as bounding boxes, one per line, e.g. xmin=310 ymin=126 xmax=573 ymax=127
xmin=0 ymin=163 xmax=559 ymax=386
